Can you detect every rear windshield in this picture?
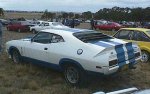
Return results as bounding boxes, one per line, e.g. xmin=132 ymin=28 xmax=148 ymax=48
xmin=147 ymin=31 xmax=150 ymax=35
xmin=73 ymin=31 xmax=112 ymax=43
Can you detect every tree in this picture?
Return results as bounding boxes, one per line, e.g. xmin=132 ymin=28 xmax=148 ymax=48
xmin=82 ymin=11 xmax=92 ymax=20
xmin=0 ymin=8 xmax=4 ymax=16
xmin=74 ymin=14 xmax=80 ymax=19
xmin=68 ymin=12 xmax=74 ymax=18
xmin=41 ymin=9 xmax=56 ymax=20
xmin=62 ymin=12 xmax=69 ymax=18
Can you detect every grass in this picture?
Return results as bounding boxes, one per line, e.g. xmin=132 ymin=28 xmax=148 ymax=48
xmin=0 ymin=23 xmax=150 ymax=94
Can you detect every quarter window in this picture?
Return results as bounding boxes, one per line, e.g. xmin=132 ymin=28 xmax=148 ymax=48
xmin=51 ymin=34 xmax=64 ymax=43
xmin=32 ymin=32 xmax=52 ymax=44
xmin=32 ymin=32 xmax=64 ymax=44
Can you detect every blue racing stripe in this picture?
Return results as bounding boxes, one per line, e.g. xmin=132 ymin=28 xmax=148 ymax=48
xmin=125 ymin=43 xmax=136 ymax=64
xmin=115 ymin=44 xmax=126 ymax=67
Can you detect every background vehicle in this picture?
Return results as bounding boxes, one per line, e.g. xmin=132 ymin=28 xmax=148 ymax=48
xmin=64 ymin=19 xmax=80 ymax=26
xmin=114 ymin=28 xmax=150 ymax=63
xmin=0 ymin=19 xmax=9 ymax=26
xmin=30 ymin=22 xmax=69 ymax=33
xmin=95 ymin=22 xmax=124 ymax=31
xmin=7 ymin=21 xmax=33 ymax=32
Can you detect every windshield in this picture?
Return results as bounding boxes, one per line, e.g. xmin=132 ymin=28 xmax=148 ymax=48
xmin=147 ymin=31 xmax=150 ymax=35
xmin=73 ymin=31 xmax=112 ymax=43
xmin=52 ymin=22 xmax=63 ymax=26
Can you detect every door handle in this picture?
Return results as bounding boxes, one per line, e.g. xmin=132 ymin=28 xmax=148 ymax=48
xmin=44 ymin=48 xmax=48 ymax=50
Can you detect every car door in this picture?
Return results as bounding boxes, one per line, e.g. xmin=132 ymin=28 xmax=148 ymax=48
xmin=23 ymin=32 xmax=52 ymax=62
xmin=35 ymin=24 xmax=44 ymax=31
xmin=46 ymin=33 xmax=65 ymax=65
xmin=131 ymin=31 xmax=150 ymax=50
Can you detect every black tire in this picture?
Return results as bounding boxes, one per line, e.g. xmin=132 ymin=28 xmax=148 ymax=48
xmin=7 ymin=27 xmax=10 ymax=31
xmin=11 ymin=50 xmax=21 ymax=64
xmin=63 ymin=64 xmax=87 ymax=87
xmin=141 ymin=51 xmax=150 ymax=63
xmin=18 ymin=28 xmax=21 ymax=32
xmin=32 ymin=29 xmax=37 ymax=34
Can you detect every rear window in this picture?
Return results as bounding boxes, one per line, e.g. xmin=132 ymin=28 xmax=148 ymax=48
xmin=147 ymin=31 xmax=150 ymax=35
xmin=73 ymin=31 xmax=112 ymax=43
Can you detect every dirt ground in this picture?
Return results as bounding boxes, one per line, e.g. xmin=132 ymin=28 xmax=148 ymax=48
xmin=0 ymin=23 xmax=150 ymax=94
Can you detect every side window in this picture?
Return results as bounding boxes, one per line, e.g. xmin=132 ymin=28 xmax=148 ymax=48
xmin=133 ymin=31 xmax=150 ymax=42
xmin=51 ymin=34 xmax=64 ymax=43
xmin=44 ymin=23 xmax=49 ymax=26
xmin=115 ymin=30 xmax=131 ymax=40
xmin=32 ymin=32 xmax=52 ymax=44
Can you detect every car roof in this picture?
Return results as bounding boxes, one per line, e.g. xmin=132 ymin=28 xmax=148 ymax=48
xmin=120 ymin=28 xmax=150 ymax=32
xmin=41 ymin=28 xmax=94 ymax=34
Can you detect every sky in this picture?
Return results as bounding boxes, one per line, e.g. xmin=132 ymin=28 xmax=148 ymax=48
xmin=0 ymin=0 xmax=150 ymax=13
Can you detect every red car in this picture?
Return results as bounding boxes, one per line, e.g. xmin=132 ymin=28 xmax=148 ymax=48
xmin=95 ymin=22 xmax=123 ymax=31
xmin=7 ymin=21 xmax=31 ymax=32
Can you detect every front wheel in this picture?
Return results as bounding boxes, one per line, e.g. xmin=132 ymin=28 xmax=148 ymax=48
xmin=63 ymin=65 xmax=86 ymax=87
xmin=11 ymin=50 xmax=21 ymax=64
xmin=141 ymin=51 xmax=150 ymax=63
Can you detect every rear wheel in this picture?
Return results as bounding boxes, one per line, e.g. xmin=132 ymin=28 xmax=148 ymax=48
xmin=11 ymin=50 xmax=21 ymax=64
xmin=141 ymin=51 xmax=150 ymax=63
xmin=63 ymin=64 xmax=86 ymax=87
xmin=32 ymin=29 xmax=37 ymax=34
xmin=18 ymin=28 xmax=21 ymax=32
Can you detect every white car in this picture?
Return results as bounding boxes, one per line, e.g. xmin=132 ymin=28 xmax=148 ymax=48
xmin=30 ymin=22 xmax=69 ymax=33
xmin=6 ymin=28 xmax=141 ymax=86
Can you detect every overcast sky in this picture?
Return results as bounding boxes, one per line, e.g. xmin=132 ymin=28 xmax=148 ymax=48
xmin=0 ymin=0 xmax=150 ymax=12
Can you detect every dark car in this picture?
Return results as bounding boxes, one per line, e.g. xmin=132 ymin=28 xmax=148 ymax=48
xmin=7 ymin=21 xmax=33 ymax=32
xmin=64 ymin=19 xmax=80 ymax=26
xmin=143 ymin=22 xmax=150 ymax=29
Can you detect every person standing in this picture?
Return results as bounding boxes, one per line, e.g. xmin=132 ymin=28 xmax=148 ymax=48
xmin=0 ymin=20 xmax=2 ymax=53
xmin=90 ymin=19 xmax=95 ymax=30
xmin=71 ymin=18 xmax=75 ymax=28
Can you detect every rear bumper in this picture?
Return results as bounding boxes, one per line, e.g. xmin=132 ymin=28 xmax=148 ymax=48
xmin=103 ymin=56 xmax=141 ymax=75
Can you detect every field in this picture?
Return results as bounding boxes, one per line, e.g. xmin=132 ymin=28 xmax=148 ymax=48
xmin=0 ymin=23 xmax=150 ymax=94
xmin=3 ymin=12 xmax=43 ymax=19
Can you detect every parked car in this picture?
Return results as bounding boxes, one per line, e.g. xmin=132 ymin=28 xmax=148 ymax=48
xmin=7 ymin=21 xmax=34 ymax=32
xmin=0 ymin=19 xmax=9 ymax=26
xmin=114 ymin=28 xmax=150 ymax=63
xmin=6 ymin=28 xmax=141 ymax=86
xmin=64 ymin=19 xmax=80 ymax=26
xmin=95 ymin=22 xmax=124 ymax=31
xmin=30 ymin=22 xmax=69 ymax=33
xmin=143 ymin=22 xmax=150 ymax=29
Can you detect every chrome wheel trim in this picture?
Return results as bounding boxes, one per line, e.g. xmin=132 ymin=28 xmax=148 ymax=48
xmin=65 ymin=67 xmax=79 ymax=84
xmin=141 ymin=51 xmax=149 ymax=62
xmin=12 ymin=51 xmax=19 ymax=63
